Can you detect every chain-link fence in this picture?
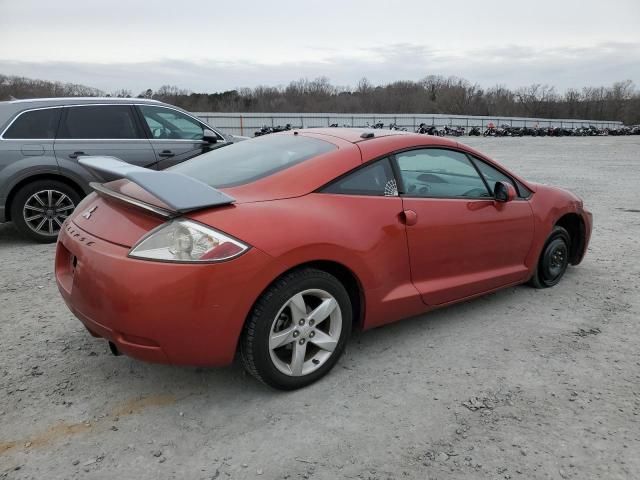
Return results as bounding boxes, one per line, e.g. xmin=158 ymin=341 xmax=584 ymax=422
xmin=194 ymin=112 xmax=622 ymax=137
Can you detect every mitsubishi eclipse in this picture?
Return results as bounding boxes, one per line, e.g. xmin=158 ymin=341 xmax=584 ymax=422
xmin=55 ymin=129 xmax=592 ymax=390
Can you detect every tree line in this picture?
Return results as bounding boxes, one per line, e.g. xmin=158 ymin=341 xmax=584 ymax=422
xmin=1 ymin=73 xmax=638 ymax=124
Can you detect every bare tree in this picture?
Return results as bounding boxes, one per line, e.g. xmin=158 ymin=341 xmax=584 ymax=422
xmin=2 ymin=74 xmax=638 ymax=124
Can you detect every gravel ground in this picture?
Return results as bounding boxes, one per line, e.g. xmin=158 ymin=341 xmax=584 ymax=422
xmin=1 ymin=136 xmax=639 ymax=480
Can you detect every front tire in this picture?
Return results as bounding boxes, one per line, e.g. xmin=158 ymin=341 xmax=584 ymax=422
xmin=11 ymin=180 xmax=81 ymax=243
xmin=241 ymin=268 xmax=352 ymax=390
xmin=529 ymin=226 xmax=571 ymax=288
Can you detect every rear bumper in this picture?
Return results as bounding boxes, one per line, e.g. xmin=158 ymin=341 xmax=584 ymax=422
xmin=55 ymin=220 xmax=273 ymax=366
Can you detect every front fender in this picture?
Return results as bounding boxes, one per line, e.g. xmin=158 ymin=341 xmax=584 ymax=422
xmin=526 ymin=184 xmax=589 ymax=268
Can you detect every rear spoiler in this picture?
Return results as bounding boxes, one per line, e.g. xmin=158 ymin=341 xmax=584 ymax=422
xmin=79 ymin=156 xmax=235 ymax=213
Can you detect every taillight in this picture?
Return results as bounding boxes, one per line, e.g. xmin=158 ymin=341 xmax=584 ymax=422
xmin=128 ymin=219 xmax=249 ymax=263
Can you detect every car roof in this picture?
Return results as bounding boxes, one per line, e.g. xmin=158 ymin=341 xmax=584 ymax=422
xmin=0 ymin=97 xmax=175 ymax=127
xmin=216 ymin=129 xmax=465 ymax=203
xmin=300 ymin=127 xmax=414 ymax=143
xmin=0 ymin=97 xmax=162 ymax=106
xmin=299 ymin=127 xmax=461 ymax=147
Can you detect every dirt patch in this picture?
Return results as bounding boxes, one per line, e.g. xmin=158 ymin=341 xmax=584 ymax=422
xmin=0 ymin=394 xmax=175 ymax=457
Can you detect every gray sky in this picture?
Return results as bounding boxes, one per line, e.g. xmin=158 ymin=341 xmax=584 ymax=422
xmin=0 ymin=0 xmax=638 ymax=93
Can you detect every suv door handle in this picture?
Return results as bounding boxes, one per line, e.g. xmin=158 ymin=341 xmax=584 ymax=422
xmin=159 ymin=150 xmax=174 ymax=158
xmin=401 ymin=209 xmax=418 ymax=226
xmin=68 ymin=151 xmax=85 ymax=159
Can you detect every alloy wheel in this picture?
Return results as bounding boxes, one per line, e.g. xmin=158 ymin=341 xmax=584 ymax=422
xmin=22 ymin=189 xmax=75 ymax=237
xmin=269 ymin=289 xmax=342 ymax=377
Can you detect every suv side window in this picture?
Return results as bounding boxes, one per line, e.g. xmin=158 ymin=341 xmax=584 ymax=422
xmin=3 ymin=108 xmax=62 ymax=139
xmin=322 ymin=158 xmax=398 ymax=196
xmin=58 ymin=105 xmax=143 ymax=139
xmin=469 ymin=155 xmax=531 ymax=198
xmin=396 ymin=148 xmax=490 ymax=198
xmin=138 ymin=105 xmax=207 ymax=140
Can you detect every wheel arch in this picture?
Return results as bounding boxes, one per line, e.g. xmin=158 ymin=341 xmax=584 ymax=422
xmin=299 ymin=260 xmax=365 ymax=330
xmin=5 ymin=173 xmax=86 ymax=222
xmin=238 ymin=259 xmax=366 ymax=356
xmin=554 ymin=212 xmax=585 ymax=265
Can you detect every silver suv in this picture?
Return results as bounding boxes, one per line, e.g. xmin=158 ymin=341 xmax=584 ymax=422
xmin=0 ymin=97 xmax=240 ymax=242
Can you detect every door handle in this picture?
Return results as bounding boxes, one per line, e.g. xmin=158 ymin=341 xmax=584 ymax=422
xmin=401 ymin=209 xmax=418 ymax=226
xmin=68 ymin=151 xmax=85 ymax=159
xmin=159 ymin=150 xmax=174 ymax=158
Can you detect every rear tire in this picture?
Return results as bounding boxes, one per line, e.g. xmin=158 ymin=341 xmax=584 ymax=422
xmin=10 ymin=180 xmax=81 ymax=243
xmin=240 ymin=268 xmax=352 ymax=390
xmin=529 ymin=226 xmax=571 ymax=288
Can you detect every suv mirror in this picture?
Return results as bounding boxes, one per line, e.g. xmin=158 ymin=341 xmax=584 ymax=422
xmin=494 ymin=181 xmax=516 ymax=202
xmin=203 ymin=129 xmax=218 ymax=143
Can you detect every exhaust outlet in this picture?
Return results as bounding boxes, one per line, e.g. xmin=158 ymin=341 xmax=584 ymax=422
xmin=108 ymin=341 xmax=121 ymax=356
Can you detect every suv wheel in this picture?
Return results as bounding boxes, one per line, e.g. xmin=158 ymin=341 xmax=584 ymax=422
xmin=11 ymin=180 xmax=81 ymax=243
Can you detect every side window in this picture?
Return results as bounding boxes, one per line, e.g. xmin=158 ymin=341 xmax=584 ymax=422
xmin=3 ymin=108 xmax=61 ymax=139
xmin=516 ymin=181 xmax=532 ymax=198
xmin=470 ymin=156 xmax=530 ymax=198
xmin=322 ymin=158 xmax=397 ymax=196
xmin=138 ymin=105 xmax=206 ymax=140
xmin=58 ymin=105 xmax=143 ymax=139
xmin=396 ymin=148 xmax=490 ymax=198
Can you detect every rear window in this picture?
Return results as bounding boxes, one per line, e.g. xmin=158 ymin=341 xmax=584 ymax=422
xmin=3 ymin=108 xmax=61 ymax=139
xmin=172 ymin=135 xmax=336 ymax=188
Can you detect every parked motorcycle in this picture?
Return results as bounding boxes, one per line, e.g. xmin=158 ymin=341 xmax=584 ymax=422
xmin=254 ymin=125 xmax=274 ymax=137
xmin=483 ymin=126 xmax=498 ymax=137
xmin=254 ymin=123 xmax=295 ymax=137
xmin=416 ymin=123 xmax=443 ymax=136
xmin=609 ymin=126 xmax=632 ymax=136
xmin=444 ymin=125 xmax=465 ymax=136
xmin=501 ymin=125 xmax=524 ymax=137
xmin=468 ymin=126 xmax=482 ymax=136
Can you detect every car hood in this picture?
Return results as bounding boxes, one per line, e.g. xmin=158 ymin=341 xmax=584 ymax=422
xmin=529 ymin=182 xmax=584 ymax=206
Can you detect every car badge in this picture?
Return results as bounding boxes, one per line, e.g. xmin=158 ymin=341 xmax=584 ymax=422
xmin=82 ymin=206 xmax=98 ymax=219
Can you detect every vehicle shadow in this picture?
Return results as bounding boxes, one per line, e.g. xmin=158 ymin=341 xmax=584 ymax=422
xmin=0 ymin=222 xmax=32 ymax=246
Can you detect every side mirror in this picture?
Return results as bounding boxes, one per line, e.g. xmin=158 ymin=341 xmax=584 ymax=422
xmin=202 ymin=129 xmax=218 ymax=143
xmin=494 ymin=181 xmax=517 ymax=202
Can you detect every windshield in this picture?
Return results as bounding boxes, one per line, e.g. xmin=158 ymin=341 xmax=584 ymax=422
xmin=170 ymin=134 xmax=336 ymax=188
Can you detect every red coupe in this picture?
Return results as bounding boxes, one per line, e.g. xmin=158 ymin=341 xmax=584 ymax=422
xmin=55 ymin=129 xmax=592 ymax=389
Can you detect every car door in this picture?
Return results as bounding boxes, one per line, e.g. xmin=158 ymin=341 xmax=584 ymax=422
xmin=136 ymin=105 xmax=227 ymax=169
xmin=320 ymin=158 xmax=419 ymax=328
xmin=394 ymin=147 xmax=534 ymax=306
xmin=0 ymin=107 xmax=62 ymax=221
xmin=54 ymin=104 xmax=157 ymax=182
